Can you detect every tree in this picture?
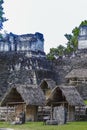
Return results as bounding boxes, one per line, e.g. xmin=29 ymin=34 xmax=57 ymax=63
xmin=47 ymin=48 xmax=58 ymax=60
xmin=80 ymin=20 xmax=87 ymax=26
xmin=47 ymin=45 xmax=65 ymax=60
xmin=57 ymin=45 xmax=65 ymax=56
xmin=0 ymin=0 xmax=7 ymax=30
xmin=65 ymin=27 xmax=79 ymax=53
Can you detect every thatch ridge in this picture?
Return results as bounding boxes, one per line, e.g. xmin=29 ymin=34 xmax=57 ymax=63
xmin=65 ymin=69 xmax=87 ymax=79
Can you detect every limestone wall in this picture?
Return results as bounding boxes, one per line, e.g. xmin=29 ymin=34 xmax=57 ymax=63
xmin=0 ymin=51 xmax=55 ymax=100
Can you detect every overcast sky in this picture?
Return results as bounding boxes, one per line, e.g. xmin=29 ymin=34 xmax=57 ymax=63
xmin=3 ymin=0 xmax=87 ymax=53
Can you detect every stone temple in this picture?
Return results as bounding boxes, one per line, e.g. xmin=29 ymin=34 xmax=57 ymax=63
xmin=0 ymin=32 xmax=55 ymax=98
xmin=0 ymin=32 xmax=45 ymax=57
xmin=78 ymin=25 xmax=87 ymax=49
xmin=0 ymin=26 xmax=87 ymax=122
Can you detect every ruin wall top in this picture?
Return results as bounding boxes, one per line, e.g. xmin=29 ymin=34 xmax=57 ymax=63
xmin=0 ymin=32 xmax=44 ymax=53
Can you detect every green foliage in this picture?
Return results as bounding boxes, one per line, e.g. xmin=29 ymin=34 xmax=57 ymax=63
xmin=65 ymin=34 xmax=72 ymax=41
xmin=80 ymin=20 xmax=87 ymax=26
xmin=84 ymin=100 xmax=87 ymax=105
xmin=0 ymin=0 xmax=7 ymax=30
xmin=65 ymin=27 xmax=79 ymax=53
xmin=47 ymin=45 xmax=65 ymax=60
xmin=57 ymin=45 xmax=65 ymax=56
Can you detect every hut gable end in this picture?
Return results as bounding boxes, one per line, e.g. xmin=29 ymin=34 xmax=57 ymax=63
xmin=47 ymin=85 xmax=84 ymax=106
xmin=40 ymin=79 xmax=56 ymax=90
xmin=1 ymin=84 xmax=45 ymax=107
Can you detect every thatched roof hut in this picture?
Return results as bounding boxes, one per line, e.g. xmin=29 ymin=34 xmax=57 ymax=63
xmin=40 ymin=79 xmax=56 ymax=100
xmin=1 ymin=84 xmax=46 ymax=121
xmin=47 ymin=85 xmax=84 ymax=121
xmin=1 ymin=84 xmax=45 ymax=106
xmin=65 ymin=69 xmax=87 ymax=79
xmin=47 ymin=85 xmax=84 ymax=106
xmin=40 ymin=79 xmax=56 ymax=89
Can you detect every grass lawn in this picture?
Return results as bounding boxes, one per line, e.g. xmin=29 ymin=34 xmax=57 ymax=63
xmin=0 ymin=121 xmax=87 ymax=130
xmin=84 ymin=100 xmax=87 ymax=105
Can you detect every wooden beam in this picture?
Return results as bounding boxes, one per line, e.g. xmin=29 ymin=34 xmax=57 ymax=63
xmin=51 ymin=101 xmax=67 ymax=105
xmin=7 ymin=102 xmax=26 ymax=105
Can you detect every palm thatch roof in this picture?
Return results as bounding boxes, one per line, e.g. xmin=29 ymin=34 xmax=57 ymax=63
xmin=1 ymin=84 xmax=45 ymax=106
xmin=65 ymin=69 xmax=87 ymax=79
xmin=47 ymin=85 xmax=84 ymax=106
xmin=40 ymin=79 xmax=56 ymax=89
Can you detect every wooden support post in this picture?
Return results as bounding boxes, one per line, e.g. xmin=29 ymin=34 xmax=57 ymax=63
xmin=6 ymin=103 xmax=8 ymax=122
xmin=68 ymin=104 xmax=69 ymax=121
xmin=78 ymin=106 xmax=80 ymax=121
xmin=24 ymin=104 xmax=26 ymax=121
xmin=50 ymin=104 xmax=53 ymax=120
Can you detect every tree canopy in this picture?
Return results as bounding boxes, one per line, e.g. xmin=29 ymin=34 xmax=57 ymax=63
xmin=0 ymin=0 xmax=7 ymax=30
xmin=47 ymin=45 xmax=66 ymax=60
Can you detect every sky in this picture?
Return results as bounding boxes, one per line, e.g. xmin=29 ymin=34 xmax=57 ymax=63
xmin=3 ymin=0 xmax=87 ymax=53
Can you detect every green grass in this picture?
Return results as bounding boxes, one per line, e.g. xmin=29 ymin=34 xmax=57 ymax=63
xmin=84 ymin=100 xmax=87 ymax=105
xmin=0 ymin=121 xmax=87 ymax=130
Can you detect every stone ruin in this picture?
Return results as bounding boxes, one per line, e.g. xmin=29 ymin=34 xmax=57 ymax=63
xmin=0 ymin=32 xmax=44 ymax=53
xmin=0 ymin=26 xmax=87 ymax=123
xmin=0 ymin=27 xmax=87 ymax=101
xmin=0 ymin=32 xmax=56 ymax=100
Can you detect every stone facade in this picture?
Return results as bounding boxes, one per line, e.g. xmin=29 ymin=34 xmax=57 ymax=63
xmin=0 ymin=32 xmax=44 ymax=55
xmin=78 ymin=25 xmax=87 ymax=49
